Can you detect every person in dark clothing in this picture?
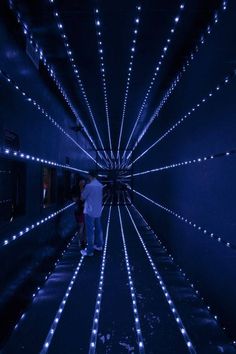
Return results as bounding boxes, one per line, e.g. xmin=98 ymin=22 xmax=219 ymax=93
xmin=72 ymin=179 xmax=86 ymax=249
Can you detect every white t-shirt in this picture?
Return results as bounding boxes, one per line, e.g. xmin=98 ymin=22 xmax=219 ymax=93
xmin=82 ymin=179 xmax=103 ymax=217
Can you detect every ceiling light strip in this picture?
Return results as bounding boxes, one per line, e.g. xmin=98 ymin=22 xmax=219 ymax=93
xmin=125 ymin=205 xmax=196 ymax=353
xmin=7 ymin=0 xmax=105 ymax=164
xmin=129 ymin=71 xmax=234 ymax=167
xmin=1 ymin=202 xmax=75 ymax=248
xmin=117 ymin=3 xmax=142 ymax=162
xmin=0 ymin=69 xmax=103 ymax=168
xmin=88 ymin=205 xmax=112 ymax=353
xmin=122 ymin=2 xmax=185 ymax=160
xmin=125 ymin=0 xmax=228 ymax=163
xmin=94 ymin=8 xmax=114 ymax=159
xmin=48 ymin=0 xmax=110 ymax=164
xmin=118 ymin=206 xmax=145 ymax=353
xmin=131 ymin=187 xmax=236 ymax=251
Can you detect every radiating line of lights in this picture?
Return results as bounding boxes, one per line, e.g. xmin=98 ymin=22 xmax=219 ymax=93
xmin=40 ymin=255 xmax=84 ymax=354
xmin=122 ymin=2 xmax=185 ymax=161
xmin=13 ymin=233 xmax=77 ymax=331
xmin=48 ymin=0 xmax=110 ymax=165
xmin=1 ymin=202 xmax=75 ymax=248
xmin=40 ymin=203 xmax=108 ymax=353
xmin=117 ymin=3 xmax=142 ymax=163
xmin=88 ymin=205 xmax=112 ymax=354
xmin=94 ymin=8 xmax=114 ymax=159
xmin=129 ymin=71 xmax=234 ymax=167
xmin=125 ymin=0 xmax=228 ymax=164
xmin=0 ymin=199 xmax=12 ymax=204
xmin=125 ymin=205 xmax=196 ymax=354
xmin=118 ymin=206 xmax=145 ymax=353
xmin=125 ymin=148 xmax=236 ymax=177
xmin=130 ymin=204 xmax=236 ymax=349
xmin=7 ymin=0 xmax=105 ymax=165
xmin=0 ymin=69 xmax=103 ymax=168
xmin=131 ymin=187 xmax=236 ymax=251
xmin=2 ymin=147 xmax=88 ymax=174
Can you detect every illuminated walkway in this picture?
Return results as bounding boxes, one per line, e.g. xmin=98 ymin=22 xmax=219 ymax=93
xmin=3 ymin=206 xmax=236 ymax=354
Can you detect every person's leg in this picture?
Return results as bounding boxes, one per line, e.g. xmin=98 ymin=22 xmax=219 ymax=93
xmin=78 ymin=222 xmax=86 ymax=249
xmin=85 ymin=214 xmax=94 ymax=255
xmin=94 ymin=217 xmax=103 ymax=248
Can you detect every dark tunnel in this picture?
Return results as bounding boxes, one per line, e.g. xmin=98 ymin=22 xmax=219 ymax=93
xmin=0 ymin=0 xmax=236 ymax=353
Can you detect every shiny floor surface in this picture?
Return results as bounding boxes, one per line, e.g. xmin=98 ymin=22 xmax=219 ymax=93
xmin=3 ymin=206 xmax=236 ymax=354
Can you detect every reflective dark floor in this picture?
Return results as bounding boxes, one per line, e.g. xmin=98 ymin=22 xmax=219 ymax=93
xmin=2 ymin=203 xmax=236 ymax=354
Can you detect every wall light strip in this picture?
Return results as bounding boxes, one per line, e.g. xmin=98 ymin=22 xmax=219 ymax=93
xmin=125 ymin=205 xmax=196 ymax=353
xmin=127 ymin=148 xmax=236 ymax=177
xmin=94 ymin=8 xmax=114 ymax=158
xmin=125 ymin=0 xmax=229 ymax=164
xmin=118 ymin=206 xmax=145 ymax=353
xmin=117 ymin=3 xmax=142 ymax=161
xmin=1 ymin=202 xmax=75 ymax=248
xmin=129 ymin=71 xmax=234 ymax=167
xmin=8 ymin=0 xmax=104 ymax=164
xmin=131 ymin=187 xmax=236 ymax=251
xmin=48 ymin=0 xmax=109 ymax=165
xmin=0 ymin=69 xmax=103 ymax=168
xmin=89 ymin=205 xmax=112 ymax=353
xmin=40 ymin=255 xmax=85 ymax=354
xmin=122 ymin=2 xmax=185 ymax=160
xmin=1 ymin=147 xmax=88 ymax=174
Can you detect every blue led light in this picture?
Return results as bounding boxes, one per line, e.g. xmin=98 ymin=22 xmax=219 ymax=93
xmin=124 ymin=0 xmax=229 ymax=165
xmin=122 ymin=1 xmax=186 ymax=163
xmin=117 ymin=3 xmax=142 ymax=166
xmin=118 ymin=206 xmax=145 ymax=353
xmin=126 ymin=205 xmax=196 ymax=353
xmin=88 ymin=206 xmax=111 ymax=353
xmin=130 ymin=187 xmax=235 ymax=251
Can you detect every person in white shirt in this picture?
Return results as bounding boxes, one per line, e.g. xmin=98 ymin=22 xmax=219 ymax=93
xmin=81 ymin=170 xmax=103 ymax=256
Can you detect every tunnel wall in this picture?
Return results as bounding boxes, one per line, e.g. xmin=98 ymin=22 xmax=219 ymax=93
xmin=0 ymin=2 xmax=94 ymax=330
xmin=133 ymin=2 xmax=236 ymax=338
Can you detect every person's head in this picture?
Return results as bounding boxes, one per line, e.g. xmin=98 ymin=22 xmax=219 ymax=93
xmin=88 ymin=169 xmax=97 ymax=182
xmin=79 ymin=179 xmax=86 ymax=188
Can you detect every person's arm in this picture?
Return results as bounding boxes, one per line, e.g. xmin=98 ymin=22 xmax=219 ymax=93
xmin=81 ymin=184 xmax=89 ymax=201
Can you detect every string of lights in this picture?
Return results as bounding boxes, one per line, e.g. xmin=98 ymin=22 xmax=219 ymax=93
xmin=117 ymin=3 xmax=142 ymax=164
xmin=88 ymin=205 xmax=112 ymax=354
xmin=125 ymin=205 xmax=196 ymax=354
xmin=124 ymin=0 xmax=228 ymax=165
xmin=129 ymin=71 xmax=234 ymax=167
xmin=0 ymin=199 xmax=12 ymax=204
xmin=130 ymin=204 xmax=236 ymax=348
xmin=2 ymin=147 xmax=88 ymax=173
xmin=7 ymin=0 xmax=106 ymax=165
xmin=125 ymin=148 xmax=236 ymax=177
xmin=1 ymin=147 xmax=88 ymax=174
xmin=40 ymin=254 xmax=84 ymax=354
xmin=40 ymin=203 xmax=108 ymax=353
xmin=118 ymin=206 xmax=145 ymax=353
xmin=131 ymin=187 xmax=236 ymax=251
xmin=94 ymin=7 xmax=114 ymax=159
xmin=122 ymin=2 xmax=185 ymax=162
xmin=1 ymin=202 xmax=75 ymax=248
xmin=13 ymin=233 xmax=77 ymax=331
xmin=47 ymin=0 xmax=110 ymax=165
xmin=0 ymin=68 xmax=104 ymax=168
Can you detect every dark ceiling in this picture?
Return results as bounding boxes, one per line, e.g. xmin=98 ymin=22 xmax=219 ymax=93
xmin=5 ymin=0 xmax=222 ymax=164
